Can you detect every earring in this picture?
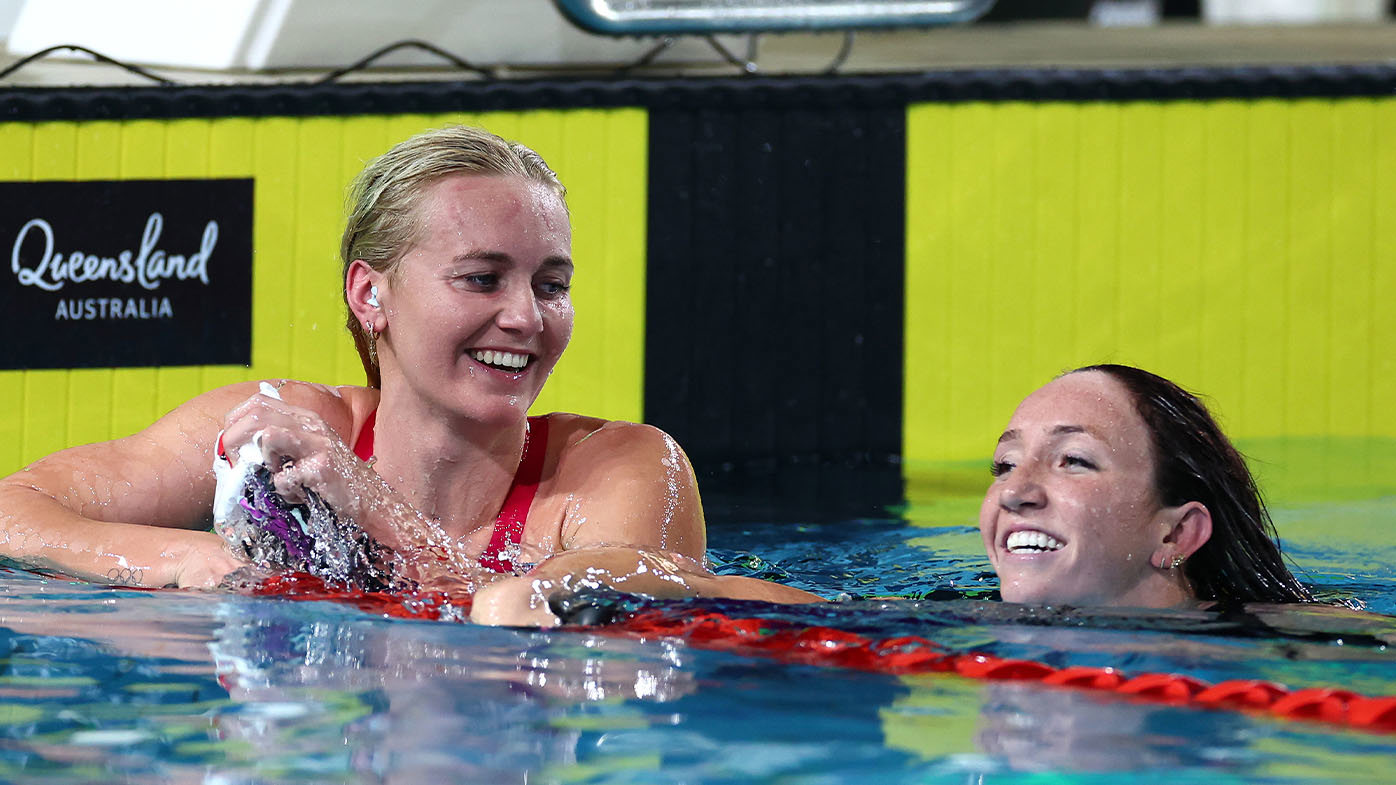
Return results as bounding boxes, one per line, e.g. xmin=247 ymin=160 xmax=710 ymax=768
xmin=367 ymin=285 xmax=380 ymax=308
xmin=1169 ymin=555 xmax=1185 ymax=570
xmin=365 ymin=320 xmax=377 ymax=366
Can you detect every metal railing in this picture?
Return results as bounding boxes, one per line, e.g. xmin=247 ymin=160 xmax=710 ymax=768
xmin=553 ymin=0 xmax=997 ymax=35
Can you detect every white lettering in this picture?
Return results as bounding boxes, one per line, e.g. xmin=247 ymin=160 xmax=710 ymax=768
xmin=53 ymin=297 xmax=174 ymax=321
xmin=12 ymin=219 xmax=61 ymax=292
xmin=12 ymin=213 xmax=220 ymax=292
xmin=135 ymin=213 xmax=162 ymax=290
xmin=188 ymin=221 xmax=216 ymax=284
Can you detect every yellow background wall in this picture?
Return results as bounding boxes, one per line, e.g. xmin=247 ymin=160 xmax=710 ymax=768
xmin=5 ymin=97 xmax=1391 ymax=495
xmin=0 ymin=109 xmax=648 ymax=474
xmin=904 ymin=98 xmax=1396 ymax=496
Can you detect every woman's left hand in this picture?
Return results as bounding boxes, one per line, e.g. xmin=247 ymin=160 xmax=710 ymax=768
xmin=469 ymin=546 xmax=823 ymax=627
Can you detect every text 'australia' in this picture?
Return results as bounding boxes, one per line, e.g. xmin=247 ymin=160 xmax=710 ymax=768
xmin=54 ymin=297 xmax=174 ymax=321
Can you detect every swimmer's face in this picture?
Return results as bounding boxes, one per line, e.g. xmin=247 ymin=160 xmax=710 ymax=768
xmin=377 ymin=174 xmax=573 ymax=421
xmin=979 ymin=371 xmax=1183 ymax=608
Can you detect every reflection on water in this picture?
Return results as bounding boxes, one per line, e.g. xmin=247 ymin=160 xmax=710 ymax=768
xmin=0 ymin=477 xmax=1394 ymax=784
xmin=0 ymin=571 xmax=703 ymax=783
xmin=974 ymin=682 xmax=1252 ymax=772
xmin=210 ymin=600 xmax=697 ymax=783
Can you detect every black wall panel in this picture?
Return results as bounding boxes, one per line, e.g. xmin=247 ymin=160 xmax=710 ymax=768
xmin=7 ymin=66 xmax=1396 ymax=123
xmin=645 ymin=104 xmax=906 ymax=520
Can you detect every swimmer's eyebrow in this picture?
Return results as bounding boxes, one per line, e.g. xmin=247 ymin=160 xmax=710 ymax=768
xmin=1051 ymin=424 xmax=1111 ymax=441
xmin=452 ymin=252 xmax=574 ymax=271
xmin=997 ymin=425 xmax=1102 ymax=443
xmin=453 ymin=251 xmax=506 ymax=264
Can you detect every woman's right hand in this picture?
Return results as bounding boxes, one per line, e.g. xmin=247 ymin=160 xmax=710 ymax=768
xmin=217 ymin=383 xmax=456 ymax=567
xmin=218 ymin=383 xmax=382 ymax=531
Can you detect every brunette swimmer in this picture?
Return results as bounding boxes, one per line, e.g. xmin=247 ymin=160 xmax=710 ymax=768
xmin=482 ymin=365 xmax=1327 ymax=627
xmin=0 ymin=125 xmax=803 ymax=604
xmin=981 ymin=364 xmax=1311 ymax=608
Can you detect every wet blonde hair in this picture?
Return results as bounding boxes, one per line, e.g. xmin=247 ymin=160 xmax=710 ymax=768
xmin=340 ymin=125 xmax=566 ymax=388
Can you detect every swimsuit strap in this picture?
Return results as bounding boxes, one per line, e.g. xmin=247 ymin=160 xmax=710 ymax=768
xmin=479 ymin=416 xmax=549 ymax=573
xmin=353 ymin=409 xmax=377 ymax=462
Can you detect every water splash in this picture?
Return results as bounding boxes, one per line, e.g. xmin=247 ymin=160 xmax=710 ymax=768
xmin=211 ymin=380 xmax=473 ymax=594
xmin=216 ymin=465 xmax=403 ymax=593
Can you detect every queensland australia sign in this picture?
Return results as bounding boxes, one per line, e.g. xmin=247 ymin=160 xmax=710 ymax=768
xmin=1 ymin=179 xmax=253 ymax=370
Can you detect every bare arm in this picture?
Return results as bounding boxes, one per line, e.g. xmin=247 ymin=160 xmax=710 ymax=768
xmin=0 ymin=382 xmax=263 ymax=588
xmin=553 ymin=421 xmax=707 ymax=561
xmin=472 ymin=421 xmax=820 ymax=627
xmin=470 ymin=545 xmax=822 ymax=627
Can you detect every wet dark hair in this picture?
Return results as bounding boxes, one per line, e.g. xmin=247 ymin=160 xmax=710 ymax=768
xmin=1070 ymin=364 xmax=1312 ymax=605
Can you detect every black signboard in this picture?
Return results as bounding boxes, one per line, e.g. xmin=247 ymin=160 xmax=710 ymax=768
xmin=1 ymin=179 xmax=253 ymax=370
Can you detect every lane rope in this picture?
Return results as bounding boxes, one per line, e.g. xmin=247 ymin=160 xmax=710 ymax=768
xmin=247 ymin=573 xmax=1396 ymax=734
xmin=606 ymin=608 xmax=1396 ymax=734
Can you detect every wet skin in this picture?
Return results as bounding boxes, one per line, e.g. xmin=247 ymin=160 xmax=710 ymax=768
xmin=980 ymin=371 xmax=1201 ymax=608
xmin=365 ymin=175 xmax=574 ymax=430
xmin=0 ymin=164 xmax=808 ymax=613
xmin=0 ymin=171 xmax=693 ymax=589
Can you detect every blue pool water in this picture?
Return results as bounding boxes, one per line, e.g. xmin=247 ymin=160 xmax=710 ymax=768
xmin=1 ymin=488 xmax=1395 ymax=783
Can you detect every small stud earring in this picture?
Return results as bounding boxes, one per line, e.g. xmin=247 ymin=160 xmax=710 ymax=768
xmin=1170 ymin=555 xmax=1185 ymax=570
xmin=367 ymin=285 xmax=380 ymax=308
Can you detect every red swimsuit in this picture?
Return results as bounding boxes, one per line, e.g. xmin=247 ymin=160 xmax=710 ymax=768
xmin=353 ymin=411 xmax=549 ymax=574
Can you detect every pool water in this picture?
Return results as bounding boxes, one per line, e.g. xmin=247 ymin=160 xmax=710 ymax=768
xmin=1 ymin=483 xmax=1395 ymax=783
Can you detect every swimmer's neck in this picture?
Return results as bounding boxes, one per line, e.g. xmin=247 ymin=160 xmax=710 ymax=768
xmin=369 ymin=389 xmax=532 ymax=535
xmin=1112 ymin=572 xmax=1198 ymax=610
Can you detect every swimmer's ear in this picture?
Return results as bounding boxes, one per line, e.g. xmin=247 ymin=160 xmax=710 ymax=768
xmin=346 ymin=260 xmax=385 ymax=323
xmin=1153 ymin=501 xmax=1212 ymax=569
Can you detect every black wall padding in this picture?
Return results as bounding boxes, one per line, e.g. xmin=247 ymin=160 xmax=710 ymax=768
xmin=645 ymin=105 xmax=905 ymax=520
xmin=5 ymin=65 xmax=1396 ymax=121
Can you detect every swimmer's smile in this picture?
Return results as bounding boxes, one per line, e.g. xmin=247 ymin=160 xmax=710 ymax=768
xmin=1002 ymin=528 xmax=1066 ymax=556
xmin=469 ymin=348 xmax=534 ymax=377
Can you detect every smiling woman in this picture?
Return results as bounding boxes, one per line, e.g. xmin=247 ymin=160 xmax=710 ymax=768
xmin=981 ymin=364 xmax=1313 ymax=608
xmin=0 ymin=125 xmax=814 ymax=610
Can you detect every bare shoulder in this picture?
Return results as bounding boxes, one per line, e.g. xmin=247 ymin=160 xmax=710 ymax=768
xmin=141 ymin=380 xmax=372 ymax=440
xmin=271 ymin=380 xmax=379 ymax=440
xmin=137 ymin=380 xmax=263 ymax=441
xmin=539 ymin=413 xmax=704 ymax=557
xmin=545 ymin=412 xmax=676 ymax=449
xmin=544 ymin=413 xmax=688 ymax=472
